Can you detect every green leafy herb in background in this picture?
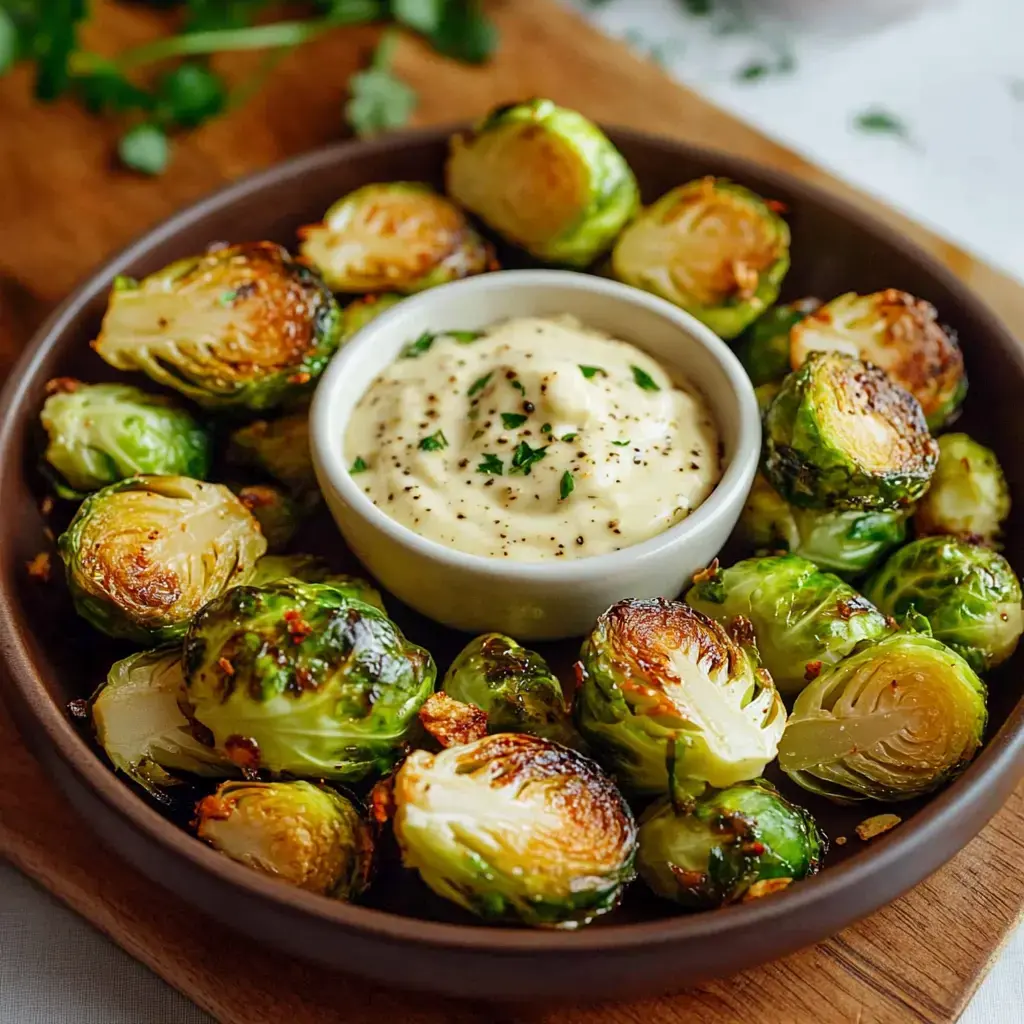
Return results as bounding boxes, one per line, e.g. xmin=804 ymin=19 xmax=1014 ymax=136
xmin=0 ymin=0 xmax=498 ymax=173
xmin=853 ymin=107 xmax=912 ymax=141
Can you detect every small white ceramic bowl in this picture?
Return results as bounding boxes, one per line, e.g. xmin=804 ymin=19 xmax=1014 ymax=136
xmin=310 ymin=270 xmax=760 ymax=640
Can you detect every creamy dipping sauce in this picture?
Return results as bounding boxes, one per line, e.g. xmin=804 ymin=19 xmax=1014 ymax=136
xmin=344 ymin=315 xmax=722 ymax=561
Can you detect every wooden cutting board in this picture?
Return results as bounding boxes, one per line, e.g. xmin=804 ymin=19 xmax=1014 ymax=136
xmin=2 ymin=2 xmax=1023 ymax=1022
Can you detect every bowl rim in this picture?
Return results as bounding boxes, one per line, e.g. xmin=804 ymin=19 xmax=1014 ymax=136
xmin=2 ymin=123 xmax=1023 ymax=957
xmin=309 ymin=268 xmax=761 ymax=577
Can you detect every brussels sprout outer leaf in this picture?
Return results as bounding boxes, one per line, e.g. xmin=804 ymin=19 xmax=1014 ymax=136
xmin=341 ymin=293 xmax=404 ymax=340
xmin=738 ymin=298 xmax=821 ymax=387
xmin=248 ymin=554 xmax=387 ymax=613
xmin=227 ymin=411 xmax=319 ymax=501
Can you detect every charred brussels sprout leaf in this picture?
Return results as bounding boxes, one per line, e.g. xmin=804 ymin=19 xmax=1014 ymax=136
xmin=341 ymin=292 xmax=403 ymax=340
xmin=442 ymin=633 xmax=582 ymax=749
xmin=59 ymin=476 xmax=266 ymax=643
xmin=183 ymin=580 xmax=434 ymax=781
xmin=232 ymin=484 xmax=300 ymax=552
xmin=637 ymin=780 xmax=825 ymax=909
xmin=738 ymin=298 xmax=821 ymax=387
xmin=790 ymin=290 xmax=966 ymax=430
xmin=686 ymin=555 xmax=894 ymax=696
xmin=755 ymin=380 xmax=782 ymax=415
xmin=248 ymin=554 xmax=386 ymax=612
xmin=298 ymin=183 xmax=494 ymax=294
xmin=914 ymin=433 xmax=1010 ymax=547
xmin=227 ymin=411 xmax=318 ymax=500
xmin=446 ymin=98 xmax=639 ymax=267
xmin=392 ymin=733 xmax=636 ymax=927
xmin=763 ymin=351 xmax=937 ymax=510
xmin=575 ymin=599 xmax=785 ymax=798
xmin=863 ymin=537 xmax=1023 ymax=673
xmin=92 ymin=647 xmax=232 ymax=801
xmin=195 ymin=780 xmax=373 ymax=899
xmin=93 ymin=242 xmax=343 ymax=412
xmin=739 ymin=473 xmax=909 ymax=578
xmin=40 ymin=380 xmax=211 ymax=498
xmin=612 ymin=177 xmax=791 ymax=339
xmin=779 ymin=632 xmax=987 ymax=803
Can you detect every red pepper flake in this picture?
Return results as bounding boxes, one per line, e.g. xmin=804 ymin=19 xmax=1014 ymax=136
xmin=741 ymin=841 xmax=766 ymax=856
xmin=223 ymin=735 xmax=261 ymax=774
xmin=804 ymin=660 xmax=823 ymax=682
xmin=26 ymin=552 xmax=51 ymax=582
xmin=766 ymin=198 xmax=788 ymax=214
xmin=45 ymin=377 xmax=79 ymax=394
xmin=67 ymin=698 xmax=89 ymax=719
xmin=217 ymin=657 xmax=235 ymax=676
xmin=287 ymin=372 xmax=311 ymax=385
xmin=283 ymin=608 xmax=313 ymax=644
xmin=194 ymin=794 xmax=235 ymax=824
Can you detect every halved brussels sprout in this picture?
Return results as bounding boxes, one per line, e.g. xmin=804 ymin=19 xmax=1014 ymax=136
xmin=227 ymin=411 xmax=317 ymax=500
xmin=739 ymin=473 xmax=909 ymax=578
xmin=40 ymin=380 xmax=211 ymax=498
xmin=59 ymin=476 xmax=266 ymax=643
xmin=763 ymin=351 xmax=938 ymax=510
xmin=574 ymin=598 xmax=785 ymax=798
xmin=442 ymin=633 xmax=581 ymax=749
xmin=446 ymin=98 xmax=639 ymax=267
xmin=612 ymin=177 xmax=790 ymax=339
xmin=232 ymin=484 xmax=300 ymax=552
xmin=738 ymin=298 xmax=821 ymax=387
xmin=341 ymin=292 xmax=403 ymax=339
xmin=914 ymin=433 xmax=1010 ymax=547
xmin=93 ymin=242 xmax=343 ymax=412
xmin=248 ymin=554 xmax=386 ymax=612
xmin=790 ymin=290 xmax=966 ymax=429
xmin=637 ymin=780 xmax=825 ymax=910
xmin=194 ymin=780 xmax=374 ymax=898
xmin=298 ymin=183 xmax=494 ymax=293
xmin=183 ymin=579 xmax=434 ymax=781
xmin=686 ymin=555 xmax=894 ymax=696
xmin=863 ymin=536 xmax=1023 ymax=673
xmin=778 ymin=632 xmax=987 ymax=803
xmin=92 ymin=647 xmax=232 ymax=801
xmin=391 ymin=733 xmax=636 ymax=927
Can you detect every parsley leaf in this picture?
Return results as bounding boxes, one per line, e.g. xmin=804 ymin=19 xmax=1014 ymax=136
xmin=510 ymin=378 xmax=526 ymax=395
xmin=345 ymin=29 xmax=417 ymax=137
xmin=401 ymin=332 xmax=436 ymax=358
xmin=156 ymin=62 xmax=226 ymax=128
xmin=427 ymin=1 xmax=497 ymax=64
xmin=611 ymin=439 xmax=630 ymax=446
xmin=118 ymin=124 xmax=170 ymax=175
xmin=631 ymin=365 xmax=661 ymax=391
xmin=561 ymin=432 xmax=577 ymax=442
xmin=579 ymin=365 xmax=607 ymax=379
xmin=447 ymin=329 xmax=484 ymax=343
xmin=509 ymin=440 xmax=548 ymax=476
xmin=540 ymin=423 xmax=552 ymax=434
xmin=477 ymin=453 xmax=503 ymax=475
xmin=853 ymin=107 xmax=911 ymax=141
xmin=0 ymin=10 xmax=16 ymax=76
xmin=418 ymin=430 xmax=448 ymax=452
xmin=467 ymin=371 xmax=493 ymax=396
xmin=500 ymin=412 xmax=527 ymax=430
xmin=559 ymin=470 xmax=574 ymax=501
xmin=350 ymin=455 xmax=369 ymax=473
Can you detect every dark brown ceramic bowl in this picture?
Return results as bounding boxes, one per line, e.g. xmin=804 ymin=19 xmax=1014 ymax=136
xmin=2 ymin=126 xmax=1023 ymax=1002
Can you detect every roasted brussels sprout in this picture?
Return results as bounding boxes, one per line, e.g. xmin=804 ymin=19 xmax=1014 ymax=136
xmin=183 ymin=579 xmax=434 ymax=781
xmin=341 ymin=292 xmax=403 ymax=339
xmin=59 ymin=476 xmax=266 ymax=643
xmin=195 ymin=780 xmax=373 ymax=898
xmin=863 ymin=536 xmax=1023 ymax=673
xmin=446 ymin=98 xmax=639 ymax=267
xmin=914 ymin=433 xmax=1010 ymax=547
xmin=298 ymin=183 xmax=494 ymax=293
xmin=40 ymin=380 xmax=210 ymax=498
xmin=755 ymin=380 xmax=782 ymax=415
xmin=738 ymin=298 xmax=821 ymax=387
xmin=763 ymin=351 xmax=938 ymax=510
xmin=391 ymin=732 xmax=636 ymax=927
xmin=442 ymin=633 xmax=581 ymax=748
xmin=248 ymin=554 xmax=386 ymax=612
xmin=778 ymin=632 xmax=987 ymax=803
xmin=739 ymin=474 xmax=909 ymax=578
xmin=790 ymin=290 xmax=966 ymax=429
xmin=612 ymin=177 xmax=790 ymax=339
xmin=227 ymin=411 xmax=317 ymax=500
xmin=637 ymin=780 xmax=825 ymax=909
xmin=93 ymin=242 xmax=343 ymax=412
xmin=574 ymin=599 xmax=785 ymax=798
xmin=92 ymin=647 xmax=231 ymax=800
xmin=685 ymin=555 xmax=894 ymax=696
xmin=232 ymin=484 xmax=299 ymax=551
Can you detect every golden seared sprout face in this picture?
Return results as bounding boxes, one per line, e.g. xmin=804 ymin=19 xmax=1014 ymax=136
xmin=778 ymin=632 xmax=987 ymax=803
xmin=446 ymin=98 xmax=640 ymax=267
xmin=298 ymin=183 xmax=494 ymax=294
xmin=915 ymin=433 xmax=1010 ymax=547
xmin=575 ymin=599 xmax=786 ymax=798
xmin=227 ymin=411 xmax=317 ymax=501
xmin=58 ymin=476 xmax=266 ymax=643
xmin=195 ymin=780 xmax=373 ymax=899
xmin=40 ymin=380 xmax=211 ymax=498
xmin=92 ymin=647 xmax=232 ymax=801
xmin=763 ymin=351 xmax=938 ymax=511
xmin=612 ymin=177 xmax=791 ymax=339
xmin=392 ymin=733 xmax=637 ymax=927
xmin=790 ymin=290 xmax=966 ymax=430
xmin=93 ymin=242 xmax=343 ymax=412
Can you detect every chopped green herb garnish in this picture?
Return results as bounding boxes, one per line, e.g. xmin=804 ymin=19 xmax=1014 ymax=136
xmin=401 ymin=332 xmax=436 ymax=358
xmin=467 ymin=371 xmax=493 ymax=397
xmin=541 ymin=423 xmax=552 ymax=434
xmin=350 ymin=456 xmax=368 ymax=474
xmin=219 ymin=289 xmax=238 ymax=306
xmin=418 ymin=430 xmax=448 ymax=452
xmin=631 ymin=365 xmax=661 ymax=391
xmin=447 ymin=329 xmax=485 ymax=343
xmin=611 ymin=439 xmax=630 ymax=447
xmin=509 ymin=440 xmax=549 ymax=476
xmin=561 ymin=432 xmax=578 ymax=443
xmin=477 ymin=453 xmax=503 ymax=475
xmin=559 ymin=470 xmax=575 ymax=501
xmin=510 ymin=378 xmax=526 ymax=395
xmin=853 ymin=108 xmax=911 ymax=141
xmin=579 ymin=365 xmax=607 ymax=379
xmin=501 ymin=412 xmax=528 ymax=430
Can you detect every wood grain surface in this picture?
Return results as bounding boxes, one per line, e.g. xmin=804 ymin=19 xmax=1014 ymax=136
xmin=2 ymin=2 xmax=1023 ymax=1022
